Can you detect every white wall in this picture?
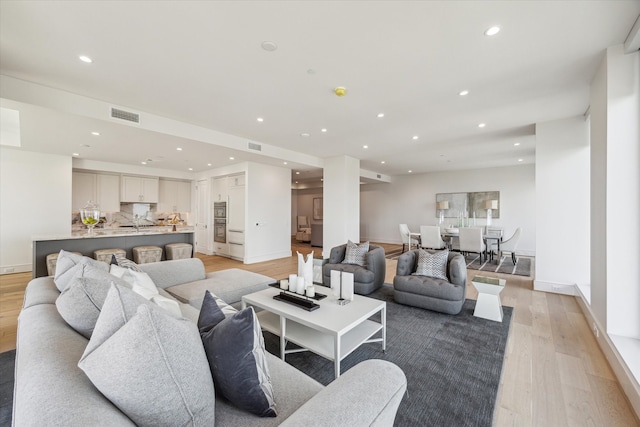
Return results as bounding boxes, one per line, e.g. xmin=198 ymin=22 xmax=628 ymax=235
xmin=245 ymin=162 xmax=292 ymax=263
xmin=535 ymin=116 xmax=590 ymax=294
xmin=293 ymin=188 xmax=323 ymax=234
xmin=360 ymin=164 xmax=536 ymax=255
xmin=0 ymin=148 xmax=72 ymax=273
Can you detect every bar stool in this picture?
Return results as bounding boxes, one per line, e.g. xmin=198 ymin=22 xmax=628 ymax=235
xmin=93 ymin=248 xmax=126 ymax=264
xmin=46 ymin=252 xmax=82 ymax=276
xmin=132 ymin=246 xmax=163 ymax=264
xmin=165 ymin=243 xmax=193 ymax=260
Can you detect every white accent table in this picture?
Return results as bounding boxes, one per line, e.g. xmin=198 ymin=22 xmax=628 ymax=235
xmin=471 ymin=275 xmax=506 ymax=322
xmin=242 ymin=285 xmax=386 ymax=379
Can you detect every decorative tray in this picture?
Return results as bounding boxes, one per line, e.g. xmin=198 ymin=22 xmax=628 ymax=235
xmin=273 ymin=292 xmax=320 ymax=311
xmin=268 ymin=282 xmax=327 ymax=301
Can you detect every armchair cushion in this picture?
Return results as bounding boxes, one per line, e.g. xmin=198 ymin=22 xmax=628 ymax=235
xmin=413 ymin=249 xmax=449 ymax=280
xmin=342 ymin=240 xmax=369 ymax=266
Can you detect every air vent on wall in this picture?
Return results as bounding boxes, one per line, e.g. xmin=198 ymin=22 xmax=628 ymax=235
xmin=248 ymin=141 xmax=262 ymax=151
xmin=111 ymin=107 xmax=140 ymax=123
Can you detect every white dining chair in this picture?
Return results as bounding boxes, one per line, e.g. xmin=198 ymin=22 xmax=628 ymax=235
xmin=419 ymin=225 xmax=447 ymax=250
xmin=490 ymin=227 xmax=522 ymax=264
xmin=399 ymin=224 xmax=419 ymax=252
xmin=459 ymin=227 xmax=486 ymax=262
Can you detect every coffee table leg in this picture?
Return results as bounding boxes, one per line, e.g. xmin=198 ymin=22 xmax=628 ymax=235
xmin=280 ymin=316 xmax=286 ymax=360
xmin=334 ymin=335 xmax=341 ymax=379
xmin=382 ymin=305 xmax=387 ymax=352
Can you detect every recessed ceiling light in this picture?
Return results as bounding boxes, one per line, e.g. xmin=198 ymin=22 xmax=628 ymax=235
xmin=412 ymin=135 xmax=419 ymax=140
xmin=295 ymin=181 xmax=299 ymax=184
xmin=514 ymin=142 xmax=521 ymax=146
xmin=518 ymin=158 xmax=524 ymax=162
xmin=377 ymin=113 xmax=385 ymax=118
xmin=257 ymin=117 xmax=264 ymax=122
xmin=478 ymin=123 xmax=486 ymax=128
xmin=295 ymin=171 xmax=300 ymax=175
xmin=283 ymin=161 xmax=288 ymax=165
xmin=91 ymin=131 xmax=100 ymax=136
xmin=484 ymin=26 xmax=501 ymax=36
xmin=381 ymin=161 xmax=386 ymax=164
xmin=261 ymin=41 xmax=278 ymax=52
xmin=321 ymin=128 xmax=327 ymax=133
xmin=300 ymin=133 xmax=310 ymax=137
xmin=229 ymin=157 xmax=234 ymax=160
xmin=363 ymin=145 xmax=368 ymax=149
xmin=72 ymin=153 xmax=80 ymax=156
xmin=141 ymin=161 xmax=147 ymax=165
xmin=408 ymin=170 xmax=412 ymax=173
xmin=207 ymin=163 xmax=212 ymax=166
xmin=459 ymin=90 xmax=469 ymax=96
xmin=188 ymin=168 xmax=193 ymax=171
xmin=79 ymin=55 xmax=92 ymax=63
xmin=176 ymin=147 xmax=183 ymax=151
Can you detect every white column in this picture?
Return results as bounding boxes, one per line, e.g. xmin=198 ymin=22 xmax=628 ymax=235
xmin=322 ymin=156 xmax=360 ymax=258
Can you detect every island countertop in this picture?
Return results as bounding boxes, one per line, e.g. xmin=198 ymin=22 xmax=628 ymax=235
xmin=32 ymin=227 xmax=195 ymax=278
xmin=33 ymin=226 xmax=194 ymax=242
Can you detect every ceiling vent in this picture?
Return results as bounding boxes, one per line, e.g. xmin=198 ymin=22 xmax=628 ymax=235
xmin=110 ymin=107 xmax=140 ymax=123
xmin=248 ymin=142 xmax=262 ymax=151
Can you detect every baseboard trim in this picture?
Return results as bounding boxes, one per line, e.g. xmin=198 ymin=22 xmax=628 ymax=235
xmin=575 ymin=288 xmax=640 ymax=422
xmin=0 ymin=263 xmax=32 ymax=275
xmin=533 ymin=280 xmax=577 ymax=295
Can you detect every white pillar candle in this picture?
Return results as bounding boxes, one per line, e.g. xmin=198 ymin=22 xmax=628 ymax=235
xmin=296 ymin=276 xmax=306 ymax=294
xmin=305 ymin=286 xmax=315 ymax=298
xmin=288 ymin=274 xmax=297 ymax=290
xmin=279 ymin=279 xmax=289 ymax=290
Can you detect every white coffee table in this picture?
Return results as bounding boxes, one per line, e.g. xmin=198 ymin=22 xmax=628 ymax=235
xmin=471 ymin=275 xmax=506 ymax=322
xmin=241 ymin=285 xmax=386 ymax=379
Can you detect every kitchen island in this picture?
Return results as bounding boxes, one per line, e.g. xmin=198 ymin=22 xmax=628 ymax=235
xmin=32 ymin=227 xmax=194 ymax=278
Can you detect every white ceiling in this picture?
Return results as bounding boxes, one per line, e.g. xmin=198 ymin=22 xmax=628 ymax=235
xmin=1 ymin=1 xmax=639 ymax=181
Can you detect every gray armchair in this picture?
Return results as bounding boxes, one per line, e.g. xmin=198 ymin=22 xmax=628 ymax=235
xmin=322 ymin=244 xmax=386 ymax=295
xmin=393 ymin=249 xmax=467 ymax=314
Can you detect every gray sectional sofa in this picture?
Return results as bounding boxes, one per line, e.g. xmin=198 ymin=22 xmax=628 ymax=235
xmin=13 ymin=257 xmax=407 ymax=426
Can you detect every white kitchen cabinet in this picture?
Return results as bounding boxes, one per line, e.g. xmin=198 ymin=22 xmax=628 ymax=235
xmin=227 ymin=185 xmax=245 ymax=232
xmin=96 ymin=174 xmax=121 ymax=212
xmin=158 ymin=179 xmax=192 ymax=212
xmin=121 ymin=175 xmax=159 ymax=203
xmin=73 ymin=172 xmax=120 ymax=213
xmin=212 ymin=177 xmax=228 ymax=202
xmin=72 ymin=172 xmax=96 ymax=211
xmin=214 ymin=242 xmax=229 ymax=256
xmin=228 ymin=173 xmax=245 ymax=188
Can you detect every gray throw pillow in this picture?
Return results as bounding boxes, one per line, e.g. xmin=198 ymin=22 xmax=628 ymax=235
xmin=198 ymin=291 xmax=276 ymax=417
xmin=413 ymin=249 xmax=449 ymax=280
xmin=54 ymin=250 xmax=108 ymax=292
xmin=55 ymin=271 xmax=130 ymax=338
xmin=79 ymin=284 xmax=216 ymax=427
xmin=342 ymin=240 xmax=369 ymax=266
xmin=111 ymin=253 xmax=143 ymax=272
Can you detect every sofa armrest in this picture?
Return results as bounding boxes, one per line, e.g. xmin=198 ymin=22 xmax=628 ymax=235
xmin=395 ymin=250 xmax=418 ymax=277
xmin=280 ymin=360 xmax=407 ymax=427
xmin=366 ymin=246 xmax=387 ymax=288
xmin=447 ymin=253 xmax=467 ymax=287
xmin=329 ymin=244 xmax=347 ymax=264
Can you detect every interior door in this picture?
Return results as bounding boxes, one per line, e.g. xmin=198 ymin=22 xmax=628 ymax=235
xmin=195 ymin=179 xmax=211 ymax=254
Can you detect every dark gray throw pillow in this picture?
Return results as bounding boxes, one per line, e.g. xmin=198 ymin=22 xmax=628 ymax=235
xmin=198 ymin=292 xmax=276 ymax=417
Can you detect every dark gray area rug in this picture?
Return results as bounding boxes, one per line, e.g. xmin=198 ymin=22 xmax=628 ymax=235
xmin=263 ymin=285 xmax=513 ymax=427
xmin=0 ymin=349 xmax=15 ymax=427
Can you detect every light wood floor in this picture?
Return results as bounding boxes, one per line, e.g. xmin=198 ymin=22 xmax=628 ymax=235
xmin=1 ymin=242 xmax=638 ymax=426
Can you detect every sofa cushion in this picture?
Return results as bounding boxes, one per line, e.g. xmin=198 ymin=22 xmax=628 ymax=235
xmin=166 ymin=268 xmax=274 ymax=308
xmin=53 ymin=250 xmax=109 ymax=292
xmin=413 ymin=249 xmax=449 ymax=280
xmin=342 ymin=240 xmax=369 ymax=266
xmin=79 ymin=284 xmax=216 ymax=427
xmin=394 ymin=275 xmax=465 ymax=301
xmin=56 ymin=275 xmax=124 ymax=339
xmin=198 ymin=291 xmax=276 ymax=417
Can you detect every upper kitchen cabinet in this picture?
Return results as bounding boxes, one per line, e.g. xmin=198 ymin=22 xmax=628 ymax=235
xmin=121 ymin=175 xmax=159 ymax=203
xmin=212 ymin=176 xmax=228 ymax=202
xmin=72 ymin=172 xmax=121 ymax=213
xmin=158 ymin=179 xmax=192 ymax=212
